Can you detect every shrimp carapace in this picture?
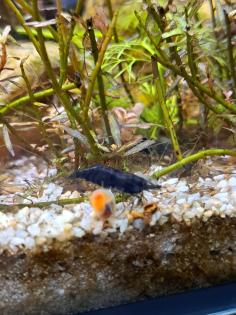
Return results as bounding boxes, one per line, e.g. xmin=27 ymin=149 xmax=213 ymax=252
xmin=69 ymin=164 xmax=161 ymax=194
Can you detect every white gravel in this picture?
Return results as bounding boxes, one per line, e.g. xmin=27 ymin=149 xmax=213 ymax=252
xmin=0 ymin=156 xmax=235 ymax=254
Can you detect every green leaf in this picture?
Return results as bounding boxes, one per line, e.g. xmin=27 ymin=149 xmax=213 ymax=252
xmin=162 ymin=28 xmax=183 ymax=39
xmin=141 ymin=104 xmax=164 ymax=125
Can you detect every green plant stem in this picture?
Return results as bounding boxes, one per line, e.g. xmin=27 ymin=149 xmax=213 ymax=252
xmin=105 ymin=0 xmax=135 ymax=104
xmin=208 ymin=0 xmax=224 ymax=80
xmin=31 ymin=0 xmax=63 ymax=93
xmin=185 ymin=11 xmax=198 ymax=81
xmin=56 ymin=0 xmax=63 ymax=14
xmin=67 ymin=1 xmax=84 ymax=75
xmin=145 ymin=0 xmax=164 ymax=32
xmin=5 ymin=0 xmax=58 ymax=99
xmin=15 ymin=0 xmax=33 ymax=19
xmin=29 ymin=2 xmax=67 ymax=97
xmin=135 ymin=11 xmax=162 ymax=54
xmin=151 ymin=7 xmax=217 ymax=119
xmin=29 ymin=0 xmax=99 ymax=156
xmin=16 ymin=0 xmax=59 ymax=41
xmin=20 ymin=60 xmax=57 ymax=155
xmin=167 ymin=34 xmax=222 ymax=117
xmin=75 ymin=0 xmax=86 ymax=16
xmin=56 ymin=0 xmax=83 ymax=84
xmin=86 ymin=18 xmax=113 ymax=144
xmin=0 ymin=197 xmax=85 ymax=211
xmin=106 ymin=0 xmax=118 ymax=42
xmin=4 ymin=0 xmax=41 ymax=53
xmin=208 ymin=0 xmax=216 ymax=30
xmin=56 ymin=0 xmax=68 ymax=85
xmin=147 ymin=4 xmax=185 ymax=129
xmin=83 ymin=12 xmax=118 ymax=120
xmin=0 ymin=192 xmax=126 ymax=211
xmin=135 ymin=10 xmax=236 ymax=115
xmin=61 ymin=20 xmax=76 ymax=82
xmin=154 ymin=53 xmax=236 ymax=114
xmin=153 ymin=149 xmax=236 ymax=178
xmin=20 ymin=61 xmax=34 ymax=101
xmin=0 ymin=83 xmax=76 ymax=117
xmin=148 ymin=4 xmax=185 ymax=130
xmin=224 ymin=9 xmax=236 ymax=97
xmin=182 ymin=19 xmax=223 ymax=118
xmin=151 ymin=55 xmax=182 ymax=161
xmin=141 ymin=6 xmax=234 ymax=140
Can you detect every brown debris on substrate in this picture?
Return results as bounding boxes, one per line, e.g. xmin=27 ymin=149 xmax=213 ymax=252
xmin=0 ymin=216 xmax=235 ymax=315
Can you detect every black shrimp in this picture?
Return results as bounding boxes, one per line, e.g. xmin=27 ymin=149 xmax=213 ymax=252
xmin=69 ymin=164 xmax=161 ymax=194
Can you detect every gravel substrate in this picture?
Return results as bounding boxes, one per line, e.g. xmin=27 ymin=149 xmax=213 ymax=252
xmin=0 ymin=157 xmax=236 ymax=254
xmin=0 ymin=156 xmax=235 ymax=314
xmin=0 ymin=217 xmax=235 ymax=315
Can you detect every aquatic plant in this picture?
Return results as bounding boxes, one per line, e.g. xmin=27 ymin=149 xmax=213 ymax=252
xmin=0 ymin=0 xmax=235 ymax=177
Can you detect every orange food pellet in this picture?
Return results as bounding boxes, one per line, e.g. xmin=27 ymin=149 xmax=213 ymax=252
xmin=90 ymin=191 xmax=106 ymax=214
xmin=89 ymin=189 xmax=115 ymax=219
